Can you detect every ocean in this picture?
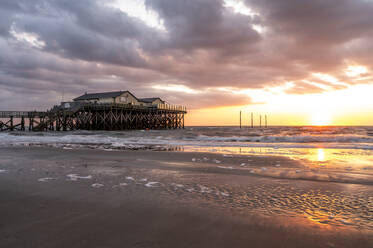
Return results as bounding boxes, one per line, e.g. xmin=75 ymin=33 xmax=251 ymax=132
xmin=2 ymin=126 xmax=373 ymax=150
xmin=2 ymin=126 xmax=373 ymax=185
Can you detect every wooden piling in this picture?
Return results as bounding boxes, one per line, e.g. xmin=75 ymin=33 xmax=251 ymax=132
xmin=240 ymin=111 xmax=242 ymax=129
xmin=251 ymin=113 xmax=253 ymax=128
xmin=0 ymin=104 xmax=186 ymax=132
xmin=10 ymin=116 xmax=13 ymax=131
xmin=21 ymin=116 xmax=25 ymax=131
xmin=260 ymin=115 xmax=262 ymax=128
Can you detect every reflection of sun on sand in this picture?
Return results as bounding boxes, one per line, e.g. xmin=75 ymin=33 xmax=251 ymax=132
xmin=317 ymin=148 xmax=325 ymax=162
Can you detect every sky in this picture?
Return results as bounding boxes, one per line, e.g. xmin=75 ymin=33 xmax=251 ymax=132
xmin=1 ymin=0 xmax=373 ymax=126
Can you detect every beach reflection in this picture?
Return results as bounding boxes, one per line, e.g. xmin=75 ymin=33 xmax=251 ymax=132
xmin=181 ymin=145 xmax=373 ymax=170
xmin=317 ymin=148 xmax=325 ymax=162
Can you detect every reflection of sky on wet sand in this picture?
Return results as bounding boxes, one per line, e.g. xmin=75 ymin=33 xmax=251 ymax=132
xmin=168 ymin=145 xmax=373 ymax=230
xmin=182 ymin=145 xmax=373 ymax=171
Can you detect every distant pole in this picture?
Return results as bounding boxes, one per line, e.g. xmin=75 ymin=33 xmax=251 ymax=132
xmin=251 ymin=113 xmax=253 ymax=128
xmin=260 ymin=115 xmax=262 ymax=128
xmin=265 ymin=115 xmax=267 ymax=128
xmin=240 ymin=111 xmax=242 ymax=129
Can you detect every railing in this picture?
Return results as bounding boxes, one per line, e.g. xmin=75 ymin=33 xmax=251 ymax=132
xmin=0 ymin=111 xmax=47 ymax=118
xmin=67 ymin=102 xmax=186 ymax=112
xmin=157 ymin=104 xmax=187 ymax=112
xmin=0 ymin=103 xmax=187 ymax=117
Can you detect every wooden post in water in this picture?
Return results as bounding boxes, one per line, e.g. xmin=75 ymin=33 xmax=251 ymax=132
xmin=239 ymin=111 xmax=242 ymax=129
xmin=260 ymin=115 xmax=262 ymax=128
xmin=251 ymin=113 xmax=253 ymax=128
xmin=265 ymin=115 xmax=267 ymax=128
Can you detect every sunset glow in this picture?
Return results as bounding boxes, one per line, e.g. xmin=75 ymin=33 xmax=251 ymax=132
xmin=0 ymin=0 xmax=373 ymax=126
xmin=310 ymin=112 xmax=331 ymax=126
xmin=2 ymin=1 xmax=373 ymax=243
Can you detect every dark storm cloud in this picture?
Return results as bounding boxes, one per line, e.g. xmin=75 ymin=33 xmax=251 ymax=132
xmin=245 ymin=0 xmax=373 ymax=71
xmin=145 ymin=0 xmax=260 ymax=52
xmin=11 ymin=0 xmax=154 ymax=67
xmin=0 ymin=0 xmax=373 ymax=109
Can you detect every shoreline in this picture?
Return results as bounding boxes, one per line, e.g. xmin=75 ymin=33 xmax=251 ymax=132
xmin=0 ymin=146 xmax=372 ymax=247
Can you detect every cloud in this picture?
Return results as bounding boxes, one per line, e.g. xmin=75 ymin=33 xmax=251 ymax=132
xmin=0 ymin=0 xmax=373 ymax=110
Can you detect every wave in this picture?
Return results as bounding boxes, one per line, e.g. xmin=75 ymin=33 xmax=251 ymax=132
xmin=1 ymin=131 xmax=373 ymax=150
xmin=193 ymin=134 xmax=373 ymax=143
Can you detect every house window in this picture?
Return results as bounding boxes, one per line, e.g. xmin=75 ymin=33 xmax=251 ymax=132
xmin=120 ymin=96 xmax=128 ymax=102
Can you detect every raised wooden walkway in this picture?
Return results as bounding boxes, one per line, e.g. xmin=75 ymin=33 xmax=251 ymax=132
xmin=0 ymin=103 xmax=186 ymax=131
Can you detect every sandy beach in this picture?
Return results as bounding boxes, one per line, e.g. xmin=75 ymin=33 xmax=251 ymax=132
xmin=0 ymin=146 xmax=372 ymax=248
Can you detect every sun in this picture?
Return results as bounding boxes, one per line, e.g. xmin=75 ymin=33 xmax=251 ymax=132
xmin=310 ymin=112 xmax=331 ymax=126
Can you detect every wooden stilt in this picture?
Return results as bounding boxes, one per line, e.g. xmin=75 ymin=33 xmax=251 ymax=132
xmin=0 ymin=104 xmax=187 ymax=132
xmin=240 ymin=111 xmax=242 ymax=129
xmin=260 ymin=115 xmax=262 ymax=128
xmin=251 ymin=113 xmax=253 ymax=128
xmin=10 ymin=116 xmax=13 ymax=131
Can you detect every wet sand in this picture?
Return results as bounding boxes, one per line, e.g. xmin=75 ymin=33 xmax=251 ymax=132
xmin=0 ymin=147 xmax=372 ymax=248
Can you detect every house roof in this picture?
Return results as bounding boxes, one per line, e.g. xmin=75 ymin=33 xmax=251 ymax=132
xmin=139 ymin=97 xmax=164 ymax=103
xmin=73 ymin=91 xmax=138 ymax=101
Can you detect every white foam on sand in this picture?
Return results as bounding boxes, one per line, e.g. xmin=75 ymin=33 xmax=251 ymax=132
xmin=192 ymin=158 xmax=196 ymax=162
xmin=91 ymin=183 xmax=104 ymax=188
xmin=171 ymin=183 xmax=184 ymax=188
xmin=38 ymin=177 xmax=56 ymax=182
xmin=66 ymin=174 xmax=92 ymax=181
xmin=213 ymin=159 xmax=222 ymax=164
xmin=0 ymin=169 xmax=7 ymax=173
xmin=112 ymin=182 xmax=128 ymax=188
xmin=125 ymin=176 xmax=135 ymax=181
xmin=199 ymin=185 xmax=212 ymax=193
xmin=217 ymin=166 xmax=233 ymax=170
xmin=220 ymin=192 xmax=229 ymax=197
xmin=145 ymin=182 xmax=161 ymax=187
xmin=275 ymin=164 xmax=281 ymax=167
xmin=139 ymin=178 xmax=148 ymax=182
xmin=240 ymin=163 xmax=246 ymax=166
